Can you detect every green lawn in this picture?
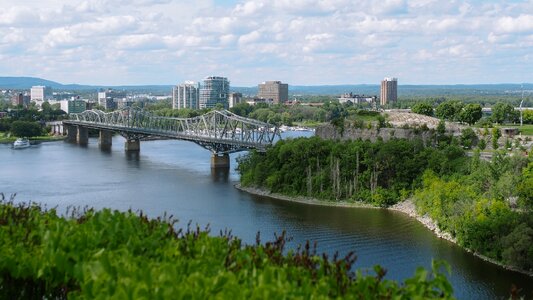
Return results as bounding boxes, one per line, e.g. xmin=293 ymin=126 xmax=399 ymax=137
xmin=502 ymin=124 xmax=533 ymax=136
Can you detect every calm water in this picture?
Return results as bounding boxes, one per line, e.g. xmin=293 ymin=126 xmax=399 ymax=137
xmin=1 ymin=134 xmax=532 ymax=299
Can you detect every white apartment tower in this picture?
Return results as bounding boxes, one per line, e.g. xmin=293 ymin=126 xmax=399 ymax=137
xmin=172 ymin=81 xmax=200 ymax=109
xmin=30 ymin=85 xmax=52 ymax=103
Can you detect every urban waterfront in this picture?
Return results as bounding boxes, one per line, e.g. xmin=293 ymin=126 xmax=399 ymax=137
xmin=1 ymin=134 xmax=532 ymax=299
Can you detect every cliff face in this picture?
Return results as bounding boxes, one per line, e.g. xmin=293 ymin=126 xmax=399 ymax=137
xmin=315 ymin=124 xmax=435 ymax=143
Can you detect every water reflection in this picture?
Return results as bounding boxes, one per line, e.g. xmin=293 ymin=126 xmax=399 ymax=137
xmin=125 ymin=151 xmax=140 ymax=161
xmin=99 ymin=146 xmax=112 ymax=154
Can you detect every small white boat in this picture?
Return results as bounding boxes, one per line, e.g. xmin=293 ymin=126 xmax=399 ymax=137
xmin=13 ymin=137 xmax=30 ymax=149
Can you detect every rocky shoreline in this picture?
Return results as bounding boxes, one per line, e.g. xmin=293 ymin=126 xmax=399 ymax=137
xmin=235 ymin=183 xmax=533 ymax=278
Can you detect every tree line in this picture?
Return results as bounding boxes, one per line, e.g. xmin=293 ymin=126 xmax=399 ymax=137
xmin=411 ymin=100 xmax=527 ymax=125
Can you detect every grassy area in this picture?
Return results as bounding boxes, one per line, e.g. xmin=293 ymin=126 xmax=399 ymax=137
xmin=0 ymin=132 xmax=65 ymax=143
xmin=502 ymin=124 xmax=533 ymax=136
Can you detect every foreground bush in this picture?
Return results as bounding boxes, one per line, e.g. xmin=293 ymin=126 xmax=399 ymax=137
xmin=0 ymin=197 xmax=454 ymax=299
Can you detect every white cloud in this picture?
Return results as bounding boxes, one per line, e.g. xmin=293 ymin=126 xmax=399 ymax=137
xmin=115 ymin=34 xmax=165 ymax=50
xmin=372 ymin=0 xmax=408 ymax=15
xmin=496 ymin=14 xmax=533 ymax=33
xmin=238 ymin=31 xmax=262 ymax=45
xmin=0 ymin=0 xmax=530 ymax=85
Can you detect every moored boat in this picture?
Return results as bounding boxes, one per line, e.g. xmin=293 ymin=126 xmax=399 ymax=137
xmin=13 ymin=137 xmax=30 ymax=149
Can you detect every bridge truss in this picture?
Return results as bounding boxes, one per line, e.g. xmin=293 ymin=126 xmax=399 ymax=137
xmin=64 ymin=108 xmax=280 ymax=154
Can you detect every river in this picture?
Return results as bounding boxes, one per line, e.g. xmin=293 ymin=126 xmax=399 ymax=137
xmin=1 ymin=133 xmax=532 ymax=299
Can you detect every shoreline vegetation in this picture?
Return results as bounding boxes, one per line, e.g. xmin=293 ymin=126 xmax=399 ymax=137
xmin=235 ymin=183 xmax=533 ymax=278
xmin=0 ymin=135 xmax=65 ymax=144
xmin=236 ymin=136 xmax=533 ymax=278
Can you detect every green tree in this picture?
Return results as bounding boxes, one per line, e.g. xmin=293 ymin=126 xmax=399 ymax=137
xmin=229 ymin=103 xmax=253 ymax=117
xmin=460 ymin=128 xmax=477 ymax=149
xmin=10 ymin=120 xmax=42 ymax=137
xmin=459 ymin=103 xmax=483 ymax=125
xmin=492 ymin=127 xmax=501 ymax=149
xmin=411 ymin=103 xmax=434 ymax=116
xmin=517 ymin=162 xmax=533 ymax=209
xmin=522 ymin=110 xmax=533 ymax=124
xmin=478 ymin=139 xmax=487 ymax=150
xmin=491 ymin=102 xmax=515 ymax=124
xmin=435 ymin=101 xmax=463 ymax=121
xmin=501 ymin=223 xmax=533 ymax=270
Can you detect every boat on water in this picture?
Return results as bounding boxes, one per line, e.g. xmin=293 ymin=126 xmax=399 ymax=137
xmin=13 ymin=138 xmax=30 ymax=149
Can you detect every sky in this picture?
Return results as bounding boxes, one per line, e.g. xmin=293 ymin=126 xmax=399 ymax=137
xmin=0 ymin=0 xmax=532 ymax=86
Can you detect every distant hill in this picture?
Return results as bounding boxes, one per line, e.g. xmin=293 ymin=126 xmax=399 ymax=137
xmin=0 ymin=76 xmax=531 ymax=97
xmin=0 ymin=77 xmax=173 ymax=92
xmin=0 ymin=76 xmax=99 ymax=90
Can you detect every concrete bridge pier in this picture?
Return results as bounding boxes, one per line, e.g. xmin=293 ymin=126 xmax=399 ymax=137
xmin=65 ymin=125 xmax=77 ymax=143
xmin=125 ymin=139 xmax=140 ymax=152
xmin=99 ymin=130 xmax=113 ymax=149
xmin=211 ymin=153 xmax=230 ymax=168
xmin=77 ymin=126 xmax=88 ymax=145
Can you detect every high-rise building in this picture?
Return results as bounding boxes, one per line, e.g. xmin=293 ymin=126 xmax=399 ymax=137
xmin=257 ymin=81 xmax=288 ymax=104
xmin=199 ymin=76 xmax=229 ymax=109
xmin=11 ymin=93 xmax=23 ymax=106
xmin=30 ymin=86 xmax=52 ymax=103
xmin=228 ymin=92 xmax=242 ymax=108
xmin=172 ymin=81 xmax=200 ymax=109
xmin=380 ymin=77 xmax=397 ymax=106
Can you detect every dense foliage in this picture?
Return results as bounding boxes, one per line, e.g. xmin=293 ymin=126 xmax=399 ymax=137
xmin=238 ymin=137 xmax=468 ymax=206
xmin=414 ymin=152 xmax=533 ymax=271
xmin=0 ymin=197 xmax=454 ymax=299
xmin=10 ymin=120 xmax=44 ymax=137
xmin=0 ymin=101 xmax=65 ymax=138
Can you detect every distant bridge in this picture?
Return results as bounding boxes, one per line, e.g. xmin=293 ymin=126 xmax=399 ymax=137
xmin=61 ymin=108 xmax=280 ymax=167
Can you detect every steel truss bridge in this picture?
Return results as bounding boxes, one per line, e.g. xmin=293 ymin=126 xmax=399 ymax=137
xmin=63 ymin=108 xmax=280 ymax=154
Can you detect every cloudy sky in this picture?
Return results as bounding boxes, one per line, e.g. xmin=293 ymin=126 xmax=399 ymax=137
xmin=0 ymin=0 xmax=532 ymax=86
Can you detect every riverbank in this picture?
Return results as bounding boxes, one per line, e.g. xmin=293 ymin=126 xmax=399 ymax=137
xmin=0 ymin=135 xmax=65 ymax=144
xmin=235 ymin=183 xmax=533 ymax=278
xmin=235 ymin=183 xmax=376 ymax=209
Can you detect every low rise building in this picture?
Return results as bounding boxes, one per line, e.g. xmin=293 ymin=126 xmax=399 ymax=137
xmin=245 ymin=97 xmax=273 ymax=106
xmin=60 ymin=99 xmax=87 ymax=114
xmin=338 ymin=93 xmax=377 ymax=105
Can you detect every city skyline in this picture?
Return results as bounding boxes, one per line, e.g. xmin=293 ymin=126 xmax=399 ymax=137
xmin=0 ymin=0 xmax=531 ymax=86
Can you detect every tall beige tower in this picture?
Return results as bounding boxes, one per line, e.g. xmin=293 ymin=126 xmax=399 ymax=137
xmin=380 ymin=77 xmax=397 ymax=106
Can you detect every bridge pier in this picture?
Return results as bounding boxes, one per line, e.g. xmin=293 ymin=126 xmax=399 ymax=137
xmin=99 ymin=130 xmax=113 ymax=149
xmin=211 ymin=153 xmax=230 ymax=168
xmin=66 ymin=125 xmax=77 ymax=143
xmin=77 ymin=126 xmax=88 ymax=145
xmin=125 ymin=139 xmax=140 ymax=152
